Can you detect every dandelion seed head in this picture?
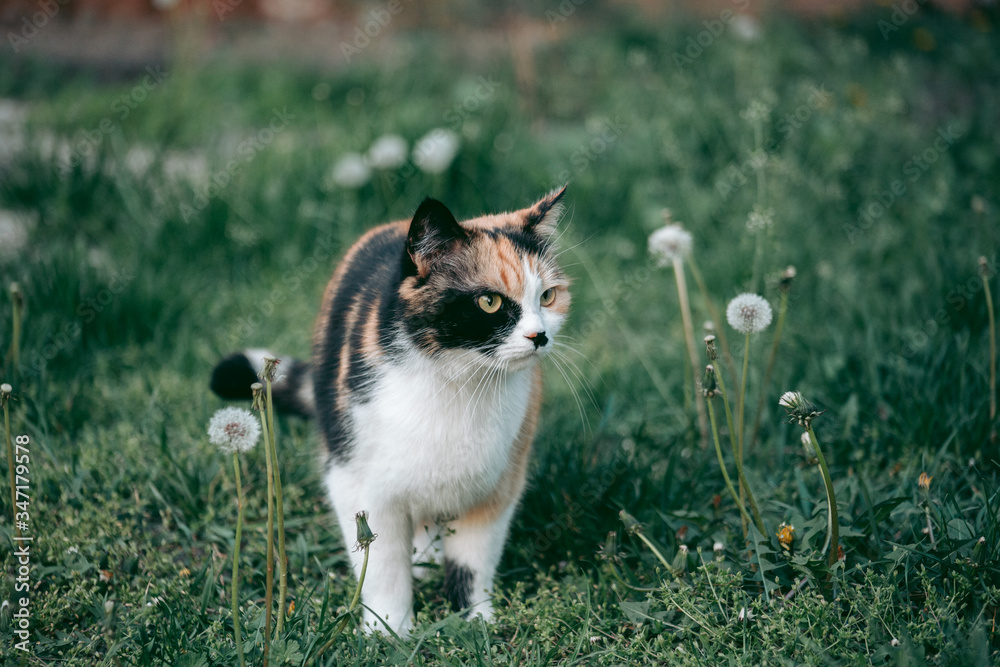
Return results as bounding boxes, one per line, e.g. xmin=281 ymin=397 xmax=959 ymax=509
xmin=366 ymin=134 xmax=408 ymax=170
xmin=746 ymin=207 xmax=774 ymax=232
xmin=207 ymin=407 xmax=261 ymax=455
xmin=412 ymin=128 xmax=460 ymax=174
xmin=726 ymin=293 xmax=773 ymax=334
xmin=330 ymin=153 xmax=371 ymax=189
xmin=648 ymin=224 xmax=692 ymax=266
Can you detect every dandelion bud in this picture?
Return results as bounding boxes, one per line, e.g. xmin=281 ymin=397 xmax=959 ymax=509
xmin=779 ymin=265 xmax=797 ymax=292
xmin=0 ymin=600 xmax=9 ymax=632
xmin=973 ymin=536 xmax=987 ymax=566
xmin=704 ymin=335 xmax=718 ymax=361
xmin=251 ymin=382 xmax=264 ymax=412
xmin=600 ymin=531 xmax=619 ymax=562
xmin=672 ymin=545 xmax=689 ymax=573
xmin=8 ymin=283 xmax=22 ymax=307
xmin=619 ymin=509 xmax=642 ymax=535
xmin=702 ymin=365 xmax=718 ymax=398
xmin=713 ymin=541 xmax=724 ymax=558
xmin=0 ymin=383 xmax=10 ymax=408
xmin=918 ymin=472 xmax=933 ymax=491
xmin=354 ymin=511 xmax=376 ymax=550
xmin=800 ymin=431 xmax=816 ymax=459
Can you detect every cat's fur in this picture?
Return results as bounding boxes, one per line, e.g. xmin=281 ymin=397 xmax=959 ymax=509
xmin=211 ymin=188 xmax=569 ymax=636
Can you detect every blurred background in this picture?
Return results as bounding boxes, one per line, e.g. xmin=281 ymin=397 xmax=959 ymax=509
xmin=1 ymin=0 xmax=999 ymax=663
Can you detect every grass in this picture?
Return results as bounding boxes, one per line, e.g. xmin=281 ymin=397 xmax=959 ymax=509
xmin=1 ymin=6 xmax=999 ymax=664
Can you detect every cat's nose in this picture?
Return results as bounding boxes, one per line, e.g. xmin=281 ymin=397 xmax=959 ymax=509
xmin=525 ymin=331 xmax=548 ymax=349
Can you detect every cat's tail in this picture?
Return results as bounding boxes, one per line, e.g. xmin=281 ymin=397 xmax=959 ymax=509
xmin=210 ymin=348 xmax=314 ymax=418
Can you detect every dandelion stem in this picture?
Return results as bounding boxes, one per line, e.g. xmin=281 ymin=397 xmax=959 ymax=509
xmin=258 ymin=400 xmax=275 ymax=667
xmin=707 ymin=397 xmax=753 ymax=528
xmin=2 ymin=385 xmax=19 ymax=542
xmin=807 ymin=426 xmax=839 ymax=568
xmin=265 ymin=379 xmax=288 ymax=637
xmin=982 ymin=258 xmax=996 ymax=423
xmin=674 ymin=258 xmax=709 ymax=448
xmin=310 ymin=541 xmax=371 ymax=662
xmin=231 ymin=452 xmax=247 ymax=667
xmin=687 ymin=255 xmax=737 ymax=382
xmin=713 ymin=368 xmax=751 ymax=534
xmin=738 ymin=331 xmax=751 ymax=462
xmin=749 ymin=288 xmax=789 ymax=451
xmin=9 ymin=284 xmax=22 ymax=373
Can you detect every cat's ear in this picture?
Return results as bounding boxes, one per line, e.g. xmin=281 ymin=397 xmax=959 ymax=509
xmin=407 ymin=198 xmax=468 ymax=278
xmin=522 ymin=185 xmax=567 ymax=239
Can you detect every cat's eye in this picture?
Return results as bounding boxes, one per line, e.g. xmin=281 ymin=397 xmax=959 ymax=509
xmin=478 ymin=293 xmax=503 ymax=314
xmin=540 ymin=288 xmax=556 ymax=307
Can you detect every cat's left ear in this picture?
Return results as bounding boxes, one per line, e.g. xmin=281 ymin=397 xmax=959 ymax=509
xmin=522 ymin=185 xmax=567 ymax=239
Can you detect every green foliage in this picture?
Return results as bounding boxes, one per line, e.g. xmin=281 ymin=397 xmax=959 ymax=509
xmin=0 ymin=6 xmax=999 ymax=665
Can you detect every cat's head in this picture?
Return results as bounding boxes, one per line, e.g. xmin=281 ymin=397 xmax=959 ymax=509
xmin=399 ymin=187 xmax=571 ymax=370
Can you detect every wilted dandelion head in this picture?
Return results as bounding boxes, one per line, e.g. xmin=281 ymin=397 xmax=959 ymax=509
xmin=207 ymin=407 xmax=261 ymax=454
xmin=918 ymin=472 xmax=933 ymax=490
xmin=330 ymin=153 xmax=371 ymax=189
xmin=726 ymin=293 xmax=773 ymax=334
xmin=648 ymin=224 xmax=692 ymax=266
xmin=776 ymin=522 xmax=795 ymax=550
xmin=413 ymin=128 xmax=460 ymax=174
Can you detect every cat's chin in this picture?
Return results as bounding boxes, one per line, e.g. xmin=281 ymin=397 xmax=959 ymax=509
xmin=500 ymin=350 xmax=545 ymax=372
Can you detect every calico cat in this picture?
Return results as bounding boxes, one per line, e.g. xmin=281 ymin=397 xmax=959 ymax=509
xmin=210 ymin=187 xmax=570 ymax=636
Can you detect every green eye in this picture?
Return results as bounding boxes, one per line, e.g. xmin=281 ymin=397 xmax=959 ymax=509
xmin=540 ymin=288 xmax=556 ymax=307
xmin=478 ymin=293 xmax=503 ymax=314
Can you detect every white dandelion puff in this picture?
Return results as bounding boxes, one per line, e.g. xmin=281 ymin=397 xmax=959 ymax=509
xmin=366 ymin=134 xmax=409 ymax=170
xmin=207 ymin=407 xmax=261 ymax=454
xmin=648 ymin=224 xmax=693 ymax=266
xmin=412 ymin=128 xmax=460 ymax=174
xmin=330 ymin=153 xmax=371 ymax=189
xmin=726 ymin=293 xmax=773 ymax=334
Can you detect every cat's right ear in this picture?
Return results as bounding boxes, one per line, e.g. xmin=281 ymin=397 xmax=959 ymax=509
xmin=406 ymin=198 xmax=468 ymax=278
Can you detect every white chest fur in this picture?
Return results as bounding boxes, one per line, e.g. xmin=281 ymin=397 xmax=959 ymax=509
xmin=344 ymin=351 xmax=533 ymax=520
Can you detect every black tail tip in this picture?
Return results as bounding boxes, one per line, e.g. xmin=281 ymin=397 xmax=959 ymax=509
xmin=210 ymin=353 xmax=258 ymax=400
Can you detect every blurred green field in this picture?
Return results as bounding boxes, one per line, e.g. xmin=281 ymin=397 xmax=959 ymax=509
xmin=1 ymin=7 xmax=999 ymax=665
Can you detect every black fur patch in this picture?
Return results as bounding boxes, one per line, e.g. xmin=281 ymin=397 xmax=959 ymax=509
xmin=314 ymin=225 xmax=406 ymax=462
xmin=444 ymin=559 xmax=475 ymax=614
xmin=429 ymin=288 xmax=522 ymax=353
xmin=210 ymin=353 xmax=258 ymax=400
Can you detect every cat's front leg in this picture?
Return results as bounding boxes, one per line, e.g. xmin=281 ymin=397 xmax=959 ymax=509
xmin=442 ymin=502 xmax=518 ymax=623
xmin=334 ymin=503 xmax=415 ymax=636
